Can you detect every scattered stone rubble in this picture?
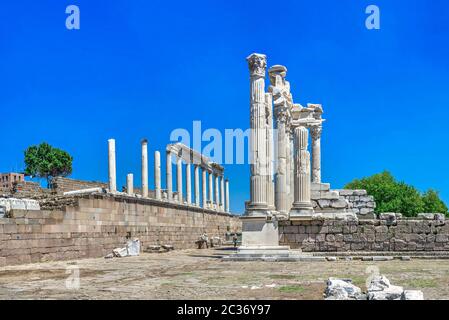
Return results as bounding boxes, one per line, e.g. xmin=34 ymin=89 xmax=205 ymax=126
xmin=105 ymin=239 xmax=141 ymax=258
xmin=144 ymin=244 xmax=175 ymax=253
xmin=324 ymin=275 xmax=424 ymax=300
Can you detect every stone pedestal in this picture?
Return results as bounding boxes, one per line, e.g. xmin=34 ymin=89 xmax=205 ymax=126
xmin=233 ymin=215 xmax=291 ymax=260
xmin=241 ymin=215 xmax=280 ymax=247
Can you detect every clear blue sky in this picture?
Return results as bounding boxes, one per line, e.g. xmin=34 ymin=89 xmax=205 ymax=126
xmin=1 ymin=0 xmax=448 ymax=214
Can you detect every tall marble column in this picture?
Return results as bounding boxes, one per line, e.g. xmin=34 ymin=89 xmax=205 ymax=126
xmin=274 ymin=115 xmax=288 ymax=215
xmin=126 ymin=173 xmax=133 ymax=195
xmin=220 ymin=175 xmax=225 ymax=211
xmin=246 ymin=53 xmax=268 ymax=215
xmin=214 ymin=174 xmax=219 ymax=210
xmin=108 ymin=139 xmax=117 ymax=193
xmin=141 ymin=139 xmax=149 ymax=198
xmin=291 ymin=126 xmax=314 ymax=216
xmin=265 ymin=93 xmax=275 ymax=211
xmin=154 ymin=151 xmax=161 ymax=200
xmin=176 ymin=156 xmax=183 ymax=203
xmin=288 ymin=132 xmax=295 ymax=208
xmin=202 ymin=168 xmax=207 ymax=208
xmin=166 ymin=151 xmax=172 ymax=201
xmin=311 ymin=126 xmax=322 ymax=183
xmin=208 ymin=170 xmax=213 ymax=208
xmin=225 ymin=179 xmax=230 ymax=212
xmin=194 ymin=165 xmax=200 ymax=206
xmin=186 ymin=163 xmax=191 ymax=204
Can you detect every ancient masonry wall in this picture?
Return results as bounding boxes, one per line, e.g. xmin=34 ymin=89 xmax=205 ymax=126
xmin=310 ymin=183 xmax=376 ymax=219
xmin=0 ymin=194 xmax=242 ymax=267
xmin=50 ymin=177 xmax=108 ymax=194
xmin=279 ymin=216 xmax=449 ymax=252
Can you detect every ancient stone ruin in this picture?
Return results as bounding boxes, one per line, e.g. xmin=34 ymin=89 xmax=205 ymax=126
xmin=234 ymin=53 xmax=449 ymax=259
xmin=1 ymin=53 xmax=449 ymax=268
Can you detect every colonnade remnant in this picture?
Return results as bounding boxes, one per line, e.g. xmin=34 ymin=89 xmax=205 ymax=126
xmin=245 ymin=54 xmax=325 ymax=220
xmin=107 ymin=140 xmax=231 ymax=213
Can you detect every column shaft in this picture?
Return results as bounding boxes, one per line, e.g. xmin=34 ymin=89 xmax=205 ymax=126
xmin=194 ymin=165 xmax=200 ymax=206
xmin=220 ymin=175 xmax=225 ymax=211
xmin=275 ymin=122 xmax=288 ymax=214
xmin=214 ymin=174 xmax=219 ymax=210
xmin=108 ymin=139 xmax=117 ymax=193
xmin=265 ymin=93 xmax=275 ymax=210
xmin=141 ymin=139 xmax=149 ymax=198
xmin=126 ymin=173 xmax=133 ymax=195
xmin=177 ymin=157 xmax=183 ymax=203
xmin=247 ymin=53 xmax=268 ymax=213
xmin=208 ymin=171 xmax=213 ymax=208
xmin=154 ymin=151 xmax=161 ymax=199
xmin=225 ymin=179 xmax=230 ymax=212
xmin=311 ymin=126 xmax=322 ymax=183
xmin=202 ymin=168 xmax=207 ymax=208
xmin=186 ymin=163 xmax=191 ymax=204
xmin=166 ymin=152 xmax=172 ymax=201
xmin=291 ymin=126 xmax=314 ymax=215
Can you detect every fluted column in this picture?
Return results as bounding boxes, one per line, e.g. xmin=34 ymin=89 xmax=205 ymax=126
xmin=176 ymin=156 xmax=183 ymax=203
xmin=274 ymin=118 xmax=288 ymax=215
xmin=108 ymin=139 xmax=116 ymax=193
xmin=194 ymin=165 xmax=200 ymax=206
xmin=166 ymin=151 xmax=172 ymax=201
xmin=225 ymin=179 xmax=230 ymax=212
xmin=288 ymin=132 xmax=295 ymax=208
xmin=265 ymin=93 xmax=275 ymax=210
xmin=214 ymin=174 xmax=219 ymax=210
xmin=311 ymin=126 xmax=322 ymax=183
xmin=126 ymin=173 xmax=133 ymax=195
xmin=186 ymin=163 xmax=191 ymax=204
xmin=291 ymin=126 xmax=314 ymax=216
xmin=202 ymin=168 xmax=207 ymax=208
xmin=154 ymin=151 xmax=161 ymax=199
xmin=246 ymin=53 xmax=268 ymax=215
xmin=208 ymin=170 xmax=213 ymax=208
xmin=141 ymin=139 xmax=149 ymax=198
xmin=220 ymin=175 xmax=225 ymax=211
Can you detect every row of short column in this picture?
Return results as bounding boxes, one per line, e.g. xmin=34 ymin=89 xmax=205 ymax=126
xmin=107 ymin=139 xmax=230 ymax=212
xmin=164 ymin=151 xmax=230 ymax=212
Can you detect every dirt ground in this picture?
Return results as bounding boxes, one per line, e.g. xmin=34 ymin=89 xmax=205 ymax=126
xmin=0 ymin=248 xmax=448 ymax=300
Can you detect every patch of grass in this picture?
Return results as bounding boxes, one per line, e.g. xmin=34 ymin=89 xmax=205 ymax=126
xmin=406 ymin=278 xmax=438 ymax=288
xmin=278 ymin=285 xmax=306 ymax=293
xmin=269 ymin=274 xmax=299 ymax=280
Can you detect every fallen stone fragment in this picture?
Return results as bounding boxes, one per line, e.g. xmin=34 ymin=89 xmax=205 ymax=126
xmin=367 ymin=285 xmax=404 ymax=300
xmin=324 ymin=278 xmax=362 ymax=300
xmin=367 ymin=275 xmax=391 ymax=292
xmin=401 ymin=290 xmax=424 ymax=300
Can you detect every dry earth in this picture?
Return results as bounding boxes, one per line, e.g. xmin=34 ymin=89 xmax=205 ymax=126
xmin=0 ymin=248 xmax=448 ymax=300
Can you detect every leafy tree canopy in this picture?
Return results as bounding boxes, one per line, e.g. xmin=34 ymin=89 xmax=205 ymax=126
xmin=345 ymin=171 xmax=448 ymax=217
xmin=24 ymin=142 xmax=73 ymax=187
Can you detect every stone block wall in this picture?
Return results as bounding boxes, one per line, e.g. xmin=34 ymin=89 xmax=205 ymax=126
xmin=50 ymin=177 xmax=108 ymax=194
xmin=311 ymin=183 xmax=376 ymax=219
xmin=0 ymin=194 xmax=241 ymax=267
xmin=279 ymin=215 xmax=449 ymax=252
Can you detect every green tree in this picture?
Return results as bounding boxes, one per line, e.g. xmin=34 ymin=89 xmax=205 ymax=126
xmin=344 ymin=171 xmax=448 ymax=217
xmin=422 ymin=189 xmax=448 ymax=215
xmin=24 ymin=142 xmax=73 ymax=187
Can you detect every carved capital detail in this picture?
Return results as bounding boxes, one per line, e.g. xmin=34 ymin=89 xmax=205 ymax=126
xmin=247 ymin=53 xmax=267 ymax=78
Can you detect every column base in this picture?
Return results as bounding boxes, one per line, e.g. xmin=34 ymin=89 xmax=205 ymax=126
xmin=289 ymin=205 xmax=315 ymax=220
xmin=223 ymin=214 xmax=292 ymax=261
xmin=240 ymin=214 xmax=279 ymax=247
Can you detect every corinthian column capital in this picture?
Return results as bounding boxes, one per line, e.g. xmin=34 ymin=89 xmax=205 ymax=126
xmin=246 ymin=53 xmax=267 ymax=78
